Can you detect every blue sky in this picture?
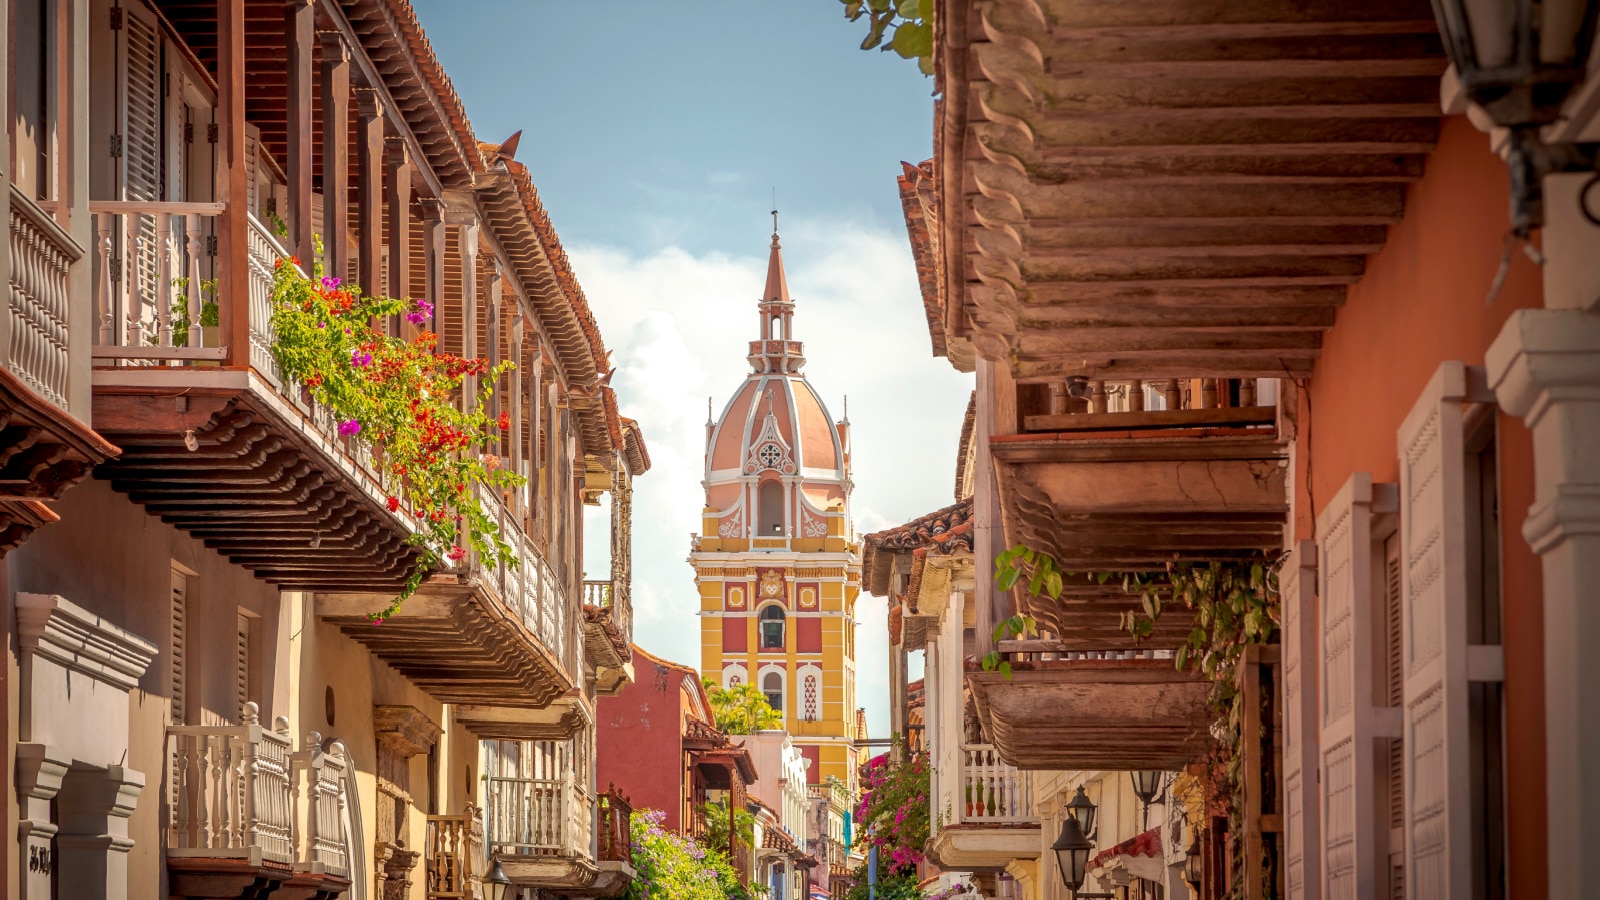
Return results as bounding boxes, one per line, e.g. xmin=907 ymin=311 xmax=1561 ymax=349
xmin=414 ymin=1 xmax=964 ymax=736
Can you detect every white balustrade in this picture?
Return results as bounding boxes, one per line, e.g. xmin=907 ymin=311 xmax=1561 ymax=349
xmin=469 ymin=483 xmax=572 ymax=675
xmin=89 ymin=201 xmax=226 ymax=362
xmin=486 ymin=775 xmax=590 ymax=857
xmin=957 ymin=744 xmax=1035 ymax=824
xmin=166 ymin=702 xmax=296 ymax=864
xmin=7 ymin=188 xmax=80 ymax=410
xmin=290 ymin=731 xmax=352 ymax=878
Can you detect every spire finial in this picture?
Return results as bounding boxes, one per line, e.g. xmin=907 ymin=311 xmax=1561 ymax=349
xmin=771 ymin=189 xmax=780 ymax=247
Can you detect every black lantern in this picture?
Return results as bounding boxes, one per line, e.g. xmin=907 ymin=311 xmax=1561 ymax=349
xmin=485 ymin=856 xmax=513 ymax=900
xmin=1063 ymin=785 xmax=1097 ymax=840
xmin=1051 ymin=814 xmax=1092 ymax=890
xmin=1183 ymin=837 xmax=1203 ymax=891
xmin=1130 ymin=771 xmax=1165 ymax=812
xmin=1430 ymin=0 xmax=1600 ymax=233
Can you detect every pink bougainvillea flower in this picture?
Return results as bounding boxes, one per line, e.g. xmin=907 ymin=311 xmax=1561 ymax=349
xmin=321 ymin=276 xmax=341 ymax=290
xmin=338 ymin=419 xmax=361 ymax=437
xmin=448 ymin=546 xmax=467 ymax=562
xmin=352 ymin=349 xmax=372 ymax=367
xmin=405 ymin=298 xmax=434 ymax=326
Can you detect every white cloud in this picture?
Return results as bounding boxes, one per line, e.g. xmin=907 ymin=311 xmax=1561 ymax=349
xmin=577 ymin=219 xmax=973 ymax=738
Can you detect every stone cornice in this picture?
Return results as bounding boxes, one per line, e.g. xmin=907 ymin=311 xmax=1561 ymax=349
xmin=15 ymin=593 xmax=156 ymax=691
xmin=373 ymin=705 xmax=442 ymax=759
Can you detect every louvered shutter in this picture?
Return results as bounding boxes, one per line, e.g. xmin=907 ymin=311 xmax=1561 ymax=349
xmin=1317 ymin=473 xmax=1381 ymax=900
xmin=1282 ymin=540 xmax=1320 ymax=900
xmin=170 ymin=568 xmax=188 ymax=725
xmin=118 ymin=3 xmax=162 ymax=327
xmin=1383 ymin=534 xmax=1406 ymax=900
xmin=244 ymin=124 xmax=261 ymax=219
xmin=235 ymin=613 xmax=253 ymax=720
xmin=1397 ymin=361 xmax=1472 ymax=899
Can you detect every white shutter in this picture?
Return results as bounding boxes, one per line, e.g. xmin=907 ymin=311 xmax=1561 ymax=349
xmin=118 ymin=3 xmax=162 ymax=325
xmin=1396 ymin=361 xmax=1472 ymax=899
xmin=1282 ymin=539 xmax=1320 ymax=900
xmin=1317 ymin=473 xmax=1382 ymax=900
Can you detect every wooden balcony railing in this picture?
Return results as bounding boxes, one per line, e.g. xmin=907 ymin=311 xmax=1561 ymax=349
xmin=485 ymin=775 xmax=593 ymax=858
xmin=474 ymin=484 xmax=571 ymax=675
xmin=8 ymin=188 xmax=81 ymax=410
xmin=426 ymin=806 xmax=484 ymax=899
xmin=167 ymin=705 xmax=354 ymax=873
xmin=166 ymin=703 xmax=295 ymax=864
xmin=955 ymin=745 xmax=1035 ymax=825
xmin=596 ymin=786 xmax=633 ymax=863
xmin=1020 ymin=377 xmax=1280 ymax=435
xmin=88 ymin=201 xmax=227 ymax=363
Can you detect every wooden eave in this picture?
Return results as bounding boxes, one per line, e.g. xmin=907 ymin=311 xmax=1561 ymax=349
xmin=582 ymin=603 xmax=632 ymax=671
xmin=937 ymin=0 xmax=1447 ymax=379
xmin=317 ymin=580 xmax=575 ymax=708
xmin=455 ymin=696 xmax=590 ymax=741
xmin=92 ymin=373 xmax=423 ymax=589
xmin=967 ymin=658 xmax=1212 ymax=770
xmin=0 ymin=367 xmax=120 ymax=552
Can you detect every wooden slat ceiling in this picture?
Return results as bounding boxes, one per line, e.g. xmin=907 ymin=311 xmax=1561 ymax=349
xmin=968 ymin=660 xmax=1213 ymax=770
xmin=942 ymin=0 xmax=1447 ymax=379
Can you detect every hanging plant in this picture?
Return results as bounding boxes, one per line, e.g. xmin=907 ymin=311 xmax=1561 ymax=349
xmin=267 ymin=245 xmax=524 ymax=621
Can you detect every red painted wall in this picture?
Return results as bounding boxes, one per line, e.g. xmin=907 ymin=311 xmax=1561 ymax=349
xmin=799 ymin=744 xmax=821 ymax=784
xmin=597 ymin=658 xmax=691 ymax=832
xmin=796 ymin=617 xmax=822 ymax=653
xmin=1293 ymin=116 xmax=1546 ymax=896
xmin=723 ymin=617 xmax=747 ymax=653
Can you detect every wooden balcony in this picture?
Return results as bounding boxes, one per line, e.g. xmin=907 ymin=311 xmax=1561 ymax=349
xmin=0 ymin=189 xmax=120 ymax=551
xmin=930 ymin=0 xmax=1445 ymax=380
xmin=583 ymin=580 xmax=632 ymax=695
xmin=592 ymin=787 xmax=637 ymax=898
xmin=426 ymin=808 xmax=484 ymax=900
xmin=486 ymin=774 xmax=603 ymax=892
xmin=967 ymin=648 xmax=1212 ymax=771
xmin=929 ymin=745 xmax=1040 ymax=871
xmin=165 ymin=703 xmax=354 ymax=899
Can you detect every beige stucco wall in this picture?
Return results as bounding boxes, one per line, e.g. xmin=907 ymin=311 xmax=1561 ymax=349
xmin=4 ymin=478 xmax=288 ymax=897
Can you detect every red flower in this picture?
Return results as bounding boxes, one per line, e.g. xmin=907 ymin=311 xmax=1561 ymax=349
xmin=497 ymin=411 xmax=511 ymax=430
xmin=386 ymin=496 xmax=400 ymax=512
xmin=448 ymin=545 xmax=467 ymax=562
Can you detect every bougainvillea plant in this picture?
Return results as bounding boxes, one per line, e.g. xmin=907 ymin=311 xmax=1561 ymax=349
xmin=625 ymin=808 xmax=756 ymax=900
xmin=854 ymin=741 xmax=929 ymax=874
xmin=268 ymin=246 xmax=524 ymax=621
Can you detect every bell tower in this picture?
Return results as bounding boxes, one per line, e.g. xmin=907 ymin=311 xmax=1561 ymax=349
xmin=692 ymin=223 xmax=862 ymax=793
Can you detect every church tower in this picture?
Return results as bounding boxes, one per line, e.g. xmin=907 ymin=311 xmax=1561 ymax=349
xmin=694 ymin=220 xmax=862 ymax=792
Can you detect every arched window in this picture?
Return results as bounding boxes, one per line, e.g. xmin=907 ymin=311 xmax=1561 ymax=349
xmin=762 ymin=671 xmax=784 ymax=712
xmin=758 ymin=481 xmax=784 ymax=536
xmin=759 ymin=605 xmax=786 ymax=651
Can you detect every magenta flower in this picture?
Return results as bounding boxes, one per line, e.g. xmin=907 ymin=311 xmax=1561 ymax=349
xmin=352 ymin=349 xmax=372 ymax=367
xmin=321 ymin=276 xmax=341 ymax=290
xmin=338 ymin=419 xmax=361 ymax=437
xmin=405 ymin=298 xmax=434 ymax=326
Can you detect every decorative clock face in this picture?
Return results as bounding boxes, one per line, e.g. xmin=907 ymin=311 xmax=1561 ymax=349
xmin=760 ymin=570 xmax=783 ymax=599
xmin=757 ymin=442 xmax=783 ymax=469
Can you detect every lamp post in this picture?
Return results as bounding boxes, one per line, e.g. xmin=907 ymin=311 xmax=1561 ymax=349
xmin=1050 ymin=815 xmax=1113 ymax=900
xmin=1129 ymin=771 xmax=1165 ymax=822
xmin=1429 ymin=0 xmax=1600 ymax=233
xmin=1063 ymin=785 xmax=1097 ymax=841
xmin=484 ymin=857 xmax=513 ymax=900
xmin=1183 ymin=838 xmax=1204 ymax=894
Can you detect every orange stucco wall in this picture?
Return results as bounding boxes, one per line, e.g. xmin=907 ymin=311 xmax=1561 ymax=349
xmin=1293 ymin=116 xmax=1546 ymax=896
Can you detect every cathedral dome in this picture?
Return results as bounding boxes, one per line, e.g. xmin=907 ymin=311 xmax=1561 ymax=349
xmin=702 ymin=225 xmax=851 ymax=539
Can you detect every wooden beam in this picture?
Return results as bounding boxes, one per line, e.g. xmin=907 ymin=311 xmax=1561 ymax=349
xmin=217 ymin=0 xmax=249 ymax=369
xmin=319 ymin=29 xmax=351 ymax=277
xmin=385 ymin=135 xmax=413 ymax=314
xmin=1023 ymin=405 xmax=1277 ymax=433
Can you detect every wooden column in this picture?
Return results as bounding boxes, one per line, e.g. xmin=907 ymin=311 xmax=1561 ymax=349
xmin=354 ymin=86 xmax=383 ymax=296
xmin=284 ymin=0 xmax=315 ymax=265
xmin=459 ymin=222 xmax=479 ymax=408
xmin=385 ymin=137 xmax=412 ymax=307
xmin=217 ymin=0 xmax=249 ymax=368
xmin=318 ymin=30 xmax=350 ymax=277
xmin=509 ymin=317 xmax=524 ymax=511
xmin=487 ymin=262 xmax=503 ymax=431
xmin=419 ymin=197 xmax=444 ymax=331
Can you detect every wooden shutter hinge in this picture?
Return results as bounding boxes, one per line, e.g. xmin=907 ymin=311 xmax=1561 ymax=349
xmin=109 ymin=133 xmax=123 ymax=158
xmin=109 ymin=6 xmax=123 ymax=30
xmin=207 ymin=122 xmax=219 ymax=144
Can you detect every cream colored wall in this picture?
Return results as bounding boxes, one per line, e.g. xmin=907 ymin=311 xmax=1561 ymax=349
xmin=5 ymin=478 xmax=287 ymax=897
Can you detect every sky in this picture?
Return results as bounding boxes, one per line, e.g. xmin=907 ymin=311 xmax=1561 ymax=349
xmin=413 ymin=2 xmax=967 ymax=737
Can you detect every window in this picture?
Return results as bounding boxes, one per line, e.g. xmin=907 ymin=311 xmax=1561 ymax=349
xmin=759 ymin=480 xmax=784 ymax=535
xmin=758 ymin=443 xmax=783 ymax=469
xmin=760 ymin=605 xmax=786 ymax=651
xmin=763 ymin=671 xmax=784 ymax=712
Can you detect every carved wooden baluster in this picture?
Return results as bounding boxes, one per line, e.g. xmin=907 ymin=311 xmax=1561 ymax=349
xmin=157 ymin=213 xmax=174 ymax=348
xmin=1129 ymin=378 xmax=1145 ymax=412
xmin=1090 ymin=380 xmax=1105 ymax=414
xmin=187 ymin=229 xmax=206 ymax=347
xmin=1241 ymin=377 xmax=1257 ymax=407
xmin=97 ymin=216 xmax=116 ymax=346
xmin=1160 ymin=379 xmax=1179 ymax=410
xmin=1202 ymin=377 xmax=1218 ymax=409
xmin=124 ymin=222 xmax=143 ymax=348
xmin=1047 ymin=380 xmax=1067 ymax=417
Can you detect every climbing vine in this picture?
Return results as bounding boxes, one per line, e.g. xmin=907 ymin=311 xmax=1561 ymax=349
xmin=840 ymin=0 xmax=934 ymax=74
xmin=267 ymin=244 xmax=524 ymax=621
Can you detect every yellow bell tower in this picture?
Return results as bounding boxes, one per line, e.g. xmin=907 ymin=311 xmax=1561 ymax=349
xmin=693 ymin=221 xmax=862 ymax=793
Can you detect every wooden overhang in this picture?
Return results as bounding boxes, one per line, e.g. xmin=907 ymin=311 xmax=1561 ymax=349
xmin=933 ymin=0 xmax=1447 ymax=379
xmin=454 ymin=695 xmax=590 ymax=741
xmin=967 ymin=656 xmax=1212 ymax=770
xmin=0 ymin=369 xmax=120 ymax=552
xmin=92 ymin=373 xmax=422 ymax=589
xmin=583 ymin=603 xmax=633 ymax=695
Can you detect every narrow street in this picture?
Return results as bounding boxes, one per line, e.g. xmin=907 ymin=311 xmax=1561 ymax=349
xmin=1 ymin=2 xmax=1597 ymax=900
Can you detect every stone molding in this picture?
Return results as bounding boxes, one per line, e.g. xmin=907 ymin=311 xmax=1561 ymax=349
xmin=14 ymin=593 xmax=157 ymax=691
xmin=372 ymin=705 xmax=442 ymax=759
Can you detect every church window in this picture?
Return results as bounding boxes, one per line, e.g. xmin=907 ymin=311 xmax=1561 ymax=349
xmin=758 ymin=480 xmax=784 ymax=535
xmin=763 ymin=671 xmax=784 ymax=712
xmin=757 ymin=443 xmax=782 ymax=470
xmin=803 ymin=672 xmax=819 ymax=721
xmin=760 ymin=605 xmax=786 ymax=651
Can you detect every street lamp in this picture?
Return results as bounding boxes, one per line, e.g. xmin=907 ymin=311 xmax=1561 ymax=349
xmin=485 ymin=856 xmax=513 ymax=900
xmin=1050 ymin=815 xmax=1113 ymax=899
xmin=1429 ymin=0 xmax=1600 ymax=233
xmin=1063 ymin=785 xmax=1097 ymax=841
xmin=1129 ymin=770 xmax=1165 ymax=817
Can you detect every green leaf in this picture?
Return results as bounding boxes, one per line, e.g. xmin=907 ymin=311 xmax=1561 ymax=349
xmin=891 ymin=20 xmax=933 ymax=59
xmin=897 ymin=0 xmax=919 ymax=17
xmin=1096 ymin=571 xmax=1111 ymax=585
xmin=918 ymin=0 xmax=933 ymax=20
xmin=998 ymin=661 xmax=1012 ymax=680
xmin=1044 ymin=570 xmax=1063 ymax=600
xmin=868 ymin=0 xmax=892 ymax=11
